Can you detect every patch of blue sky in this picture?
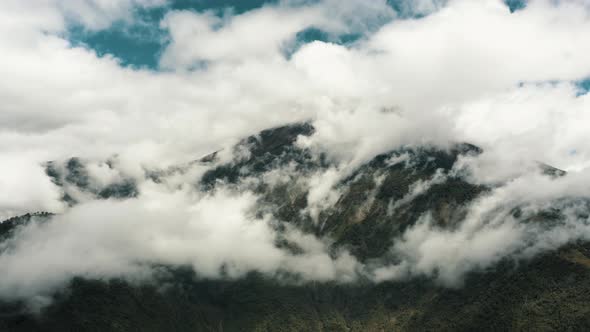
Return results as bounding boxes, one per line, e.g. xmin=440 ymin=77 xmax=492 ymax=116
xmin=66 ymin=1 xmax=276 ymax=69
xmin=387 ymin=0 xmax=443 ymax=19
xmin=65 ymin=1 xmax=300 ymax=69
xmin=66 ymin=0 xmax=527 ymax=70
xmin=66 ymin=6 xmax=168 ymax=69
xmin=575 ymin=78 xmax=590 ymax=96
xmin=281 ymin=28 xmax=359 ymax=59
xmin=67 ymin=0 xmax=384 ymax=69
xmin=504 ymin=0 xmax=527 ymax=12
xmin=171 ymin=0 xmax=277 ymax=13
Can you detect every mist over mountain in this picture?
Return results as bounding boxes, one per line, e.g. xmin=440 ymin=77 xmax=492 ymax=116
xmin=3 ymin=0 xmax=590 ymax=331
xmin=2 ymin=122 xmax=590 ymax=330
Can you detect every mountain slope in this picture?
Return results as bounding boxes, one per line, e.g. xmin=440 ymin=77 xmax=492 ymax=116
xmin=2 ymin=245 xmax=590 ymax=331
xmin=1 ymin=123 xmax=589 ymax=331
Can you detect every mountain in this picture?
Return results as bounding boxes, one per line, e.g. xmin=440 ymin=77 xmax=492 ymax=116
xmin=1 ymin=123 xmax=590 ymax=331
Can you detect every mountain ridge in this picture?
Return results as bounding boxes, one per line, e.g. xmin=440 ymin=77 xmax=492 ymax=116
xmin=1 ymin=122 xmax=589 ymax=331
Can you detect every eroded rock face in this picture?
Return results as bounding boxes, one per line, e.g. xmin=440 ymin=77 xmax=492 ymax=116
xmin=0 ymin=212 xmax=53 ymax=244
xmin=45 ymin=158 xmax=138 ymax=205
xmin=200 ymin=122 xmax=322 ymax=189
xmin=198 ymin=124 xmax=488 ymax=260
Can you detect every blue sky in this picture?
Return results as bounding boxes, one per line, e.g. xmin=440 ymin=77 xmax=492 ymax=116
xmin=68 ymin=0 xmax=297 ymax=68
xmin=68 ymin=0 xmax=528 ymax=69
xmin=67 ymin=0 xmax=589 ymax=96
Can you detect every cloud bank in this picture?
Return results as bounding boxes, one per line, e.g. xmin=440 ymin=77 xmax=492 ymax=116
xmin=2 ymin=0 xmax=590 ymax=301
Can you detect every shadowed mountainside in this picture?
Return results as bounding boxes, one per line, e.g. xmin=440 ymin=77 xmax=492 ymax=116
xmin=1 ymin=123 xmax=590 ymax=331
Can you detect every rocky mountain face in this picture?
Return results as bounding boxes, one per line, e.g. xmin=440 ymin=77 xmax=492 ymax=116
xmin=2 ymin=123 xmax=590 ymax=331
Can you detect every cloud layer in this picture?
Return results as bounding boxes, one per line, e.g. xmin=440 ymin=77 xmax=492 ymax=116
xmin=2 ymin=0 xmax=590 ymax=302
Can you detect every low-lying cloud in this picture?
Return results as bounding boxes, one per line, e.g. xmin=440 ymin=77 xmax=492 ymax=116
xmin=2 ymin=0 xmax=590 ymax=304
xmin=0 ymin=181 xmax=360 ymax=301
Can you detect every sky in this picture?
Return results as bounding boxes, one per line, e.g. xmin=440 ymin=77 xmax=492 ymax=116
xmin=2 ymin=0 xmax=590 ymax=305
xmin=65 ymin=0 xmax=531 ymax=69
xmin=67 ymin=0 xmax=454 ymax=68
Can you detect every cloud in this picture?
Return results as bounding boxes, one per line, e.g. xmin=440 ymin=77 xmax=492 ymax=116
xmin=2 ymin=0 xmax=590 ymax=302
xmin=0 ymin=155 xmax=66 ymax=221
xmin=451 ymin=82 xmax=590 ymax=184
xmin=374 ymin=170 xmax=590 ymax=286
xmin=58 ymin=0 xmax=167 ymax=30
xmin=0 ymin=183 xmax=359 ymax=301
xmin=160 ymin=5 xmax=324 ymax=66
